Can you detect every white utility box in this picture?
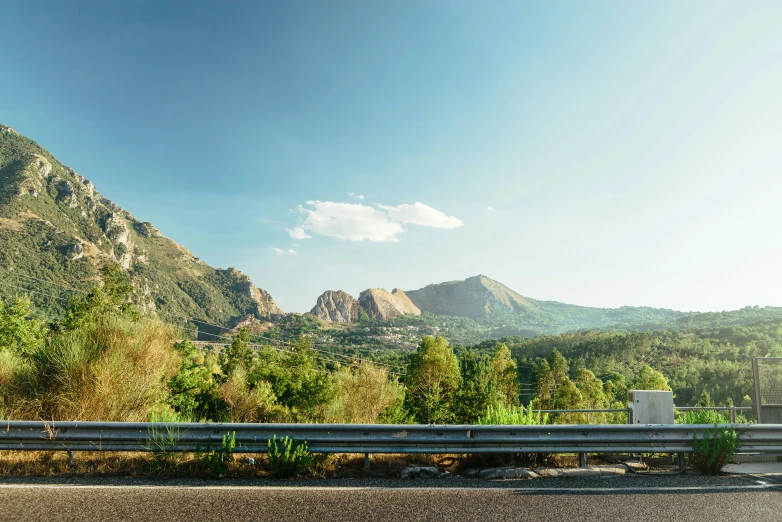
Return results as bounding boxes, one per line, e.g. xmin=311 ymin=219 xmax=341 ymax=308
xmin=627 ymin=390 xmax=674 ymax=424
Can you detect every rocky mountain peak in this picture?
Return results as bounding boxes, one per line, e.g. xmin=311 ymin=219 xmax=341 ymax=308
xmin=310 ymin=290 xmax=360 ymax=323
xmin=358 ymin=287 xmax=421 ymax=320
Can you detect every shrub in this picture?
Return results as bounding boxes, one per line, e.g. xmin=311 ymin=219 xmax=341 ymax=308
xmin=691 ymin=424 xmax=740 ymax=474
xmin=478 ymin=402 xmax=548 ymax=425
xmin=16 ymin=315 xmax=179 ymax=421
xmin=267 ymin=435 xmax=325 ymax=479
xmin=195 ymin=432 xmax=236 ymax=478
xmin=218 ymin=367 xmax=279 ymax=422
xmin=677 ymin=409 xmax=728 ymax=425
xmin=324 ymin=362 xmax=404 ymax=424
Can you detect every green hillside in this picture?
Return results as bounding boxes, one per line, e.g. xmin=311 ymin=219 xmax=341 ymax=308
xmin=0 ymin=124 xmax=282 ymax=331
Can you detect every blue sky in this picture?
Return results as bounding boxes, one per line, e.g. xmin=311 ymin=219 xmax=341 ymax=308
xmin=2 ymin=1 xmax=781 ymax=313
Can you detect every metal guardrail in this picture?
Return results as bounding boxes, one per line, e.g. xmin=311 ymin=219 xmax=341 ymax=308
xmin=1 ymin=421 xmax=781 ymax=455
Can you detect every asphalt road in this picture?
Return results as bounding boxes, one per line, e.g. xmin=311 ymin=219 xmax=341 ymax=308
xmin=2 ymin=476 xmax=780 ymax=521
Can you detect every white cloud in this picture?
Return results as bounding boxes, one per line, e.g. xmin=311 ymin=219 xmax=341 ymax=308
xmin=286 ymin=226 xmax=312 ymax=240
xmin=300 ymin=201 xmax=404 ymax=242
xmin=291 ymin=200 xmax=463 ymax=242
xmin=487 ymin=206 xmax=495 ymax=211
xmin=348 ymin=192 xmax=366 ymax=200
xmin=271 ymin=247 xmax=297 ymax=255
xmin=377 ymin=202 xmax=464 ymax=229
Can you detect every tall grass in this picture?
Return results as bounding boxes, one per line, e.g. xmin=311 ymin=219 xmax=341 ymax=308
xmin=7 ymin=315 xmax=180 ymax=421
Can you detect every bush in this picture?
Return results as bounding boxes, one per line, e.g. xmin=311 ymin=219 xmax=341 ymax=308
xmin=219 ymin=367 xmax=279 ymax=422
xmin=677 ymin=409 xmax=728 ymax=425
xmin=267 ymin=435 xmax=325 ymax=478
xmin=15 ymin=315 xmax=179 ymax=421
xmin=691 ymin=425 xmax=740 ymax=474
xmin=478 ymin=402 xmax=548 ymax=425
xmin=195 ymin=432 xmax=236 ymax=478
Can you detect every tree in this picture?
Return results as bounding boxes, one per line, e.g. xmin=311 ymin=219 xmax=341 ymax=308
xmin=531 ymin=359 xmax=555 ymax=410
xmin=453 ymin=348 xmax=500 ymax=423
xmin=248 ymin=336 xmax=335 ymax=421
xmin=404 ymin=336 xmax=460 ymax=424
xmin=549 ymin=349 xmax=569 ymax=386
xmin=633 ymin=365 xmax=672 ymax=391
xmin=0 ymin=295 xmax=44 ymax=356
xmin=62 ymin=263 xmax=138 ymax=330
xmin=576 ymin=368 xmax=608 ymax=423
xmin=491 ymin=344 xmax=520 ymax=407
xmin=220 ymin=328 xmax=253 ymax=377
xmin=697 ymin=390 xmax=713 ymax=408
xmin=553 ymin=376 xmax=586 ymax=423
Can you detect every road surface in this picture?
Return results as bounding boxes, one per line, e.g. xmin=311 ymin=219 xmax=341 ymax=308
xmin=2 ymin=475 xmax=780 ymax=521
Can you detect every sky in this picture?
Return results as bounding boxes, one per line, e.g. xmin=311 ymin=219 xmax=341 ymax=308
xmin=1 ymin=1 xmax=781 ymax=313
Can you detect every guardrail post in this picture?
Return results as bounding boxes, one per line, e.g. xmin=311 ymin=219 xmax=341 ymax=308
xmin=67 ymin=450 xmax=75 ymax=468
xmin=364 ymin=453 xmax=371 ymax=471
xmin=579 ymin=453 xmax=586 ymax=468
xmin=730 ymin=407 xmax=736 ymax=424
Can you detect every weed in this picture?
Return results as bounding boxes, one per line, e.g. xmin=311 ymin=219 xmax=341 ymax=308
xmin=195 ymin=431 xmax=236 ymax=478
xmin=267 ymin=435 xmax=326 ymax=478
xmin=691 ymin=424 xmax=740 ymax=474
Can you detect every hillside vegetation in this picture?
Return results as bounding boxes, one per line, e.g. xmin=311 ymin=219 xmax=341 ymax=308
xmin=0 ymin=124 xmax=281 ymax=332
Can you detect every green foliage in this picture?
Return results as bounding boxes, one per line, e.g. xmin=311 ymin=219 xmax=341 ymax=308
xmin=167 ymin=341 xmax=223 ymax=421
xmin=404 ymin=336 xmax=461 ymax=424
xmin=195 ymin=432 xmax=236 ymax=478
xmin=220 ymin=328 xmax=253 ymax=377
xmin=248 ymin=337 xmax=335 ymax=421
xmin=62 ymin=263 xmax=139 ymax=331
xmin=0 ymin=295 xmax=44 ymax=356
xmin=691 ymin=425 xmax=739 ymax=474
xmin=146 ymin=422 xmax=184 ymax=476
xmin=266 ymin=435 xmax=325 ymax=479
xmin=677 ymin=409 xmax=728 ymax=425
xmin=478 ymin=402 xmax=547 ymax=425
xmin=634 ymin=365 xmax=672 ymax=391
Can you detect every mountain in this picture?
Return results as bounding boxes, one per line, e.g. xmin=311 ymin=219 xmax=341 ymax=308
xmin=405 ymin=274 xmax=534 ymax=320
xmin=310 ymin=290 xmax=360 ymax=323
xmin=0 ymin=124 xmax=281 ymax=331
xmin=358 ymin=288 xmax=420 ymax=320
xmin=403 ymin=274 xmax=687 ymax=333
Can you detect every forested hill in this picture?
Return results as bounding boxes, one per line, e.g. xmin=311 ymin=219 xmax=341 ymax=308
xmin=0 ymin=124 xmax=282 ymax=329
xmin=474 ymin=318 xmax=782 ymax=408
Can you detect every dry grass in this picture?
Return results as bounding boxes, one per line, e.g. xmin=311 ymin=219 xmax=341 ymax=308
xmin=0 ymin=451 xmax=475 ymax=479
xmin=5 ymin=315 xmax=180 ymax=421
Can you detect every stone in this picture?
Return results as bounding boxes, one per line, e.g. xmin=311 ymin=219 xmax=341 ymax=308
xmin=400 ymin=466 xmax=441 ymax=479
xmin=136 ymin=221 xmax=162 ymax=237
xmin=477 ymin=467 xmax=539 ymax=480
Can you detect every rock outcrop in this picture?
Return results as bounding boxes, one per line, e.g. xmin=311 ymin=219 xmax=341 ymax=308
xmin=220 ymin=267 xmax=284 ymax=317
xmin=358 ymin=288 xmax=421 ymax=320
xmin=310 ymin=290 xmax=360 ymax=323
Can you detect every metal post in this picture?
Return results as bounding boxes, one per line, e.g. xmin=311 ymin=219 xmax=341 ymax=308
xmin=753 ymin=358 xmax=762 ymax=423
xmin=678 ymin=453 xmax=686 ymax=472
xmin=67 ymin=450 xmax=75 ymax=467
xmin=364 ymin=453 xmax=371 ymax=471
xmin=730 ymin=406 xmax=735 ymax=424
xmin=579 ymin=453 xmax=586 ymax=468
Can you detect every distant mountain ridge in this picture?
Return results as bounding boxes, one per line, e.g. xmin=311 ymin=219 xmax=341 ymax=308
xmin=0 ymin=124 xmax=281 ymax=330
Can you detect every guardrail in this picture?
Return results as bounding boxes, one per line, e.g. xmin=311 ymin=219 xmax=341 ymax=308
xmin=1 ymin=421 xmax=780 ymax=455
